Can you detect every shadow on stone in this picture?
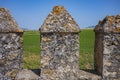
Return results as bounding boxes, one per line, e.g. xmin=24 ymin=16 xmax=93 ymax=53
xmin=81 ymin=69 xmax=99 ymax=75
xmin=79 ymin=69 xmax=102 ymax=80
xmin=15 ymin=69 xmax=40 ymax=80
xmin=30 ymin=69 xmax=41 ymax=76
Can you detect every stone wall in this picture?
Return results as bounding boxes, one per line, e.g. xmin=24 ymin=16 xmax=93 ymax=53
xmin=94 ymin=15 xmax=120 ymax=80
xmin=0 ymin=33 xmax=23 ymax=80
xmin=0 ymin=8 xmax=23 ymax=80
xmin=0 ymin=6 xmax=120 ymax=80
xmin=40 ymin=6 xmax=81 ymax=80
xmin=40 ymin=33 xmax=80 ymax=80
xmin=103 ymin=33 xmax=120 ymax=79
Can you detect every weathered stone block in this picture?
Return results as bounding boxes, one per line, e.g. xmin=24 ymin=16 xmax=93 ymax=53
xmin=0 ymin=8 xmax=23 ymax=79
xmin=40 ymin=6 xmax=80 ymax=80
xmin=94 ymin=14 xmax=120 ymax=80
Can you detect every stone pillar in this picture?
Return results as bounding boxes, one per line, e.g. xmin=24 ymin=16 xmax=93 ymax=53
xmin=0 ymin=8 xmax=23 ymax=79
xmin=40 ymin=6 xmax=80 ymax=80
xmin=94 ymin=15 xmax=120 ymax=79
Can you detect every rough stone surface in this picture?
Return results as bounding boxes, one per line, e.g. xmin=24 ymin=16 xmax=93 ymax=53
xmin=13 ymin=69 xmax=101 ymax=80
xmin=1 ymin=6 xmax=119 ymax=80
xmin=40 ymin=33 xmax=80 ymax=80
xmin=0 ymin=8 xmax=23 ymax=32
xmin=0 ymin=33 xmax=23 ymax=79
xmin=95 ymin=14 xmax=120 ymax=33
xmin=94 ymin=15 xmax=120 ymax=80
xmin=40 ymin=6 xmax=80 ymax=33
xmin=15 ymin=69 xmax=40 ymax=80
xmin=103 ymin=34 xmax=120 ymax=79
xmin=40 ymin=6 xmax=81 ymax=80
xmin=79 ymin=70 xmax=102 ymax=80
xmin=0 ymin=8 xmax=23 ymax=79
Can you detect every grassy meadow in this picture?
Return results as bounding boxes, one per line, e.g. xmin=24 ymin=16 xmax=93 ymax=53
xmin=23 ymin=31 xmax=40 ymax=69
xmin=23 ymin=29 xmax=95 ymax=69
xmin=80 ymin=29 xmax=95 ymax=69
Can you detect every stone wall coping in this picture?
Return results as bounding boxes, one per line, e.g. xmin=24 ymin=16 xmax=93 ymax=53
xmin=39 ymin=6 xmax=80 ymax=33
xmin=0 ymin=8 xmax=23 ymax=33
xmin=94 ymin=14 xmax=120 ymax=33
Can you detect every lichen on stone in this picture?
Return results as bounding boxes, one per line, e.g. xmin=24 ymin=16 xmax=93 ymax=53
xmin=0 ymin=8 xmax=23 ymax=32
xmin=53 ymin=6 xmax=64 ymax=16
xmin=0 ymin=8 xmax=23 ymax=79
xmin=40 ymin=33 xmax=80 ymax=80
xmin=40 ymin=6 xmax=80 ymax=33
xmin=40 ymin=6 xmax=81 ymax=79
xmin=94 ymin=15 xmax=120 ymax=79
xmin=94 ymin=14 xmax=120 ymax=33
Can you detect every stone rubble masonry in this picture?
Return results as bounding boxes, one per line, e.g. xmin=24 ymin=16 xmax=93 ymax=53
xmin=40 ymin=6 xmax=81 ymax=80
xmin=0 ymin=8 xmax=23 ymax=80
xmin=15 ymin=6 xmax=101 ymax=80
xmin=94 ymin=14 xmax=120 ymax=80
xmin=40 ymin=6 xmax=80 ymax=33
xmin=0 ymin=6 xmax=119 ymax=80
xmin=0 ymin=8 xmax=23 ymax=32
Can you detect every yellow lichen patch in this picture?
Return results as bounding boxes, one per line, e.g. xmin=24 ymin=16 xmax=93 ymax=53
xmin=0 ymin=8 xmax=3 ymax=12
xmin=45 ymin=26 xmax=49 ymax=31
xmin=42 ymin=37 xmax=51 ymax=42
xmin=53 ymin=6 xmax=64 ymax=15
xmin=71 ymin=27 xmax=78 ymax=32
xmin=41 ymin=61 xmax=49 ymax=67
xmin=107 ymin=16 xmax=114 ymax=26
xmin=107 ymin=27 xmax=111 ymax=32
xmin=43 ymin=56 xmax=51 ymax=61
xmin=43 ymin=69 xmax=55 ymax=76
xmin=41 ymin=47 xmax=47 ymax=51
xmin=64 ymin=23 xmax=78 ymax=32
xmin=115 ymin=19 xmax=120 ymax=23
xmin=14 ymin=29 xmax=23 ymax=32
xmin=64 ymin=23 xmax=70 ymax=32
xmin=6 ymin=69 xmax=18 ymax=80
xmin=114 ymin=27 xmax=120 ymax=32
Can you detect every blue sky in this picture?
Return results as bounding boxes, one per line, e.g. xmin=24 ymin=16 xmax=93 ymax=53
xmin=0 ymin=0 xmax=120 ymax=30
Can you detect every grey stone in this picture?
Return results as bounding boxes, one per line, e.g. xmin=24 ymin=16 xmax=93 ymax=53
xmin=15 ymin=69 xmax=39 ymax=80
xmin=0 ymin=8 xmax=23 ymax=79
xmin=0 ymin=53 xmax=2 ymax=59
xmin=40 ymin=6 xmax=80 ymax=33
xmin=94 ymin=15 xmax=120 ymax=80
xmin=0 ymin=8 xmax=23 ymax=32
xmin=40 ymin=6 xmax=80 ymax=80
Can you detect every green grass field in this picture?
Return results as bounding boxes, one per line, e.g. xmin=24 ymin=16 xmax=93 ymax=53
xmin=23 ymin=29 xmax=95 ymax=69
xmin=80 ymin=29 xmax=95 ymax=69
xmin=23 ymin=31 xmax=40 ymax=69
